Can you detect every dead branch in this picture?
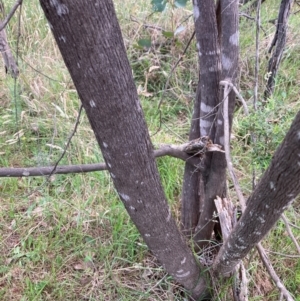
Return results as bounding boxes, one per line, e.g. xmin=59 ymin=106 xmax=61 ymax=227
xmin=0 ymin=137 xmax=223 ymax=178
xmin=47 ymin=105 xmax=83 ymax=179
xmin=0 ymin=0 xmax=22 ymax=31
xmin=256 ymin=245 xmax=295 ymax=301
xmin=281 ymin=213 xmax=300 ymax=254
xmin=221 ymin=80 xmax=295 ymax=301
xmin=221 ymin=80 xmax=249 ymax=301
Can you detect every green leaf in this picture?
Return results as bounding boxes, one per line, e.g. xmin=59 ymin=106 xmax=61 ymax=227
xmin=162 ymin=31 xmax=174 ymax=38
xmin=137 ymin=38 xmax=152 ymax=49
xmin=174 ymin=0 xmax=188 ymax=8
xmin=151 ymin=0 xmax=168 ymax=12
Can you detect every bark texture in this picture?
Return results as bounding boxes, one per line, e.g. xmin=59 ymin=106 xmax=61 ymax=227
xmin=181 ymin=85 xmax=201 ymax=235
xmin=264 ymin=0 xmax=293 ymax=99
xmin=213 ymin=111 xmax=300 ymax=276
xmin=39 ymin=0 xmax=210 ymax=298
xmin=193 ymin=0 xmax=239 ymax=249
xmin=191 ymin=0 xmax=221 ymax=248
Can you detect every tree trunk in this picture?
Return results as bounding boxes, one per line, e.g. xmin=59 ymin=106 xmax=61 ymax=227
xmin=39 ymin=0 xmax=210 ymax=298
xmin=264 ymin=0 xmax=293 ymax=99
xmin=180 ymin=86 xmax=201 ymax=235
xmin=213 ymin=110 xmax=300 ymax=276
xmin=193 ymin=0 xmax=239 ymax=249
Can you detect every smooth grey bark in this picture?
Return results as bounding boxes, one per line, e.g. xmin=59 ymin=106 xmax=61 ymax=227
xmin=193 ymin=0 xmax=239 ymax=249
xmin=191 ymin=0 xmax=221 ymax=249
xmin=213 ymin=111 xmax=300 ymax=276
xmin=39 ymin=0 xmax=210 ymax=298
xmin=181 ymin=86 xmax=201 ymax=235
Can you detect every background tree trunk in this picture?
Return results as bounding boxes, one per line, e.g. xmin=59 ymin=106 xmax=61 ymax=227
xmin=39 ymin=0 xmax=210 ymax=298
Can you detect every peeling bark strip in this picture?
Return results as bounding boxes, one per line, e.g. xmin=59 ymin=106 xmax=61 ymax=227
xmin=39 ymin=0 xmax=210 ymax=297
xmin=213 ymin=111 xmax=300 ymax=276
xmin=264 ymin=0 xmax=293 ymax=99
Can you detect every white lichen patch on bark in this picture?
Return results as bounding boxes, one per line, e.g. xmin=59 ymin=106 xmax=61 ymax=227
xmin=103 ymin=141 xmax=108 ymax=148
xmin=193 ymin=4 xmax=200 ymax=21
xmin=200 ymin=102 xmax=213 ymax=113
xmin=176 ymin=270 xmax=191 ymax=278
xmin=269 ymin=181 xmax=275 ymax=190
xmin=77 ymin=62 xmax=81 ymax=69
xmin=222 ymin=53 xmax=233 ymax=71
xmin=22 ymin=171 xmax=30 ymax=176
xmin=145 ymin=233 xmax=151 ymax=237
xmin=217 ymin=119 xmax=223 ymax=125
xmin=58 ymin=36 xmax=66 ymax=43
xmin=234 ymin=243 xmax=247 ymax=250
xmin=90 ymin=100 xmax=96 ymax=108
xmin=181 ymin=257 xmax=186 ymax=265
xmin=229 ymin=31 xmax=239 ymax=46
xmin=107 ymin=162 xmax=111 ymax=168
xmin=110 ymin=172 xmax=116 ymax=179
xmin=166 ymin=209 xmax=172 ymax=222
xmin=50 ymin=0 xmax=69 ymax=16
xmin=119 ymin=192 xmax=130 ymax=202
xmin=129 ymin=206 xmax=136 ymax=211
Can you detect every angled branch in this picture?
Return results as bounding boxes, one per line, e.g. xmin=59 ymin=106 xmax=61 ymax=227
xmin=0 ymin=137 xmax=223 ymax=177
xmin=0 ymin=0 xmax=22 ymax=32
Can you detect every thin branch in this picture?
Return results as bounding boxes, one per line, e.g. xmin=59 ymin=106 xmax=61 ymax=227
xmin=287 ymin=222 xmax=300 ymax=230
xmin=221 ymin=80 xmax=295 ymax=301
xmin=220 ymin=80 xmax=249 ymax=115
xmin=265 ymin=251 xmax=300 ymax=258
xmin=152 ymin=30 xmax=195 ymax=136
xmin=221 ymin=80 xmax=247 ymax=210
xmin=281 ymin=214 xmax=300 ymax=254
xmin=47 ymin=105 xmax=83 ymax=179
xmin=0 ymin=138 xmax=223 ymax=177
xmin=0 ymin=0 xmax=22 ymax=32
xmin=256 ymin=245 xmax=295 ymax=301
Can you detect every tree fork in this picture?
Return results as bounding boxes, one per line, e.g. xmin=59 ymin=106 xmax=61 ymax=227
xmin=39 ymin=0 xmax=211 ymax=298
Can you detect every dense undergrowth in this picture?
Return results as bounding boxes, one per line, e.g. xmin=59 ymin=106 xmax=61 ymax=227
xmin=0 ymin=0 xmax=299 ymax=300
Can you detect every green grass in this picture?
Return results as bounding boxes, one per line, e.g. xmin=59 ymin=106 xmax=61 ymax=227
xmin=0 ymin=0 xmax=300 ymax=300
